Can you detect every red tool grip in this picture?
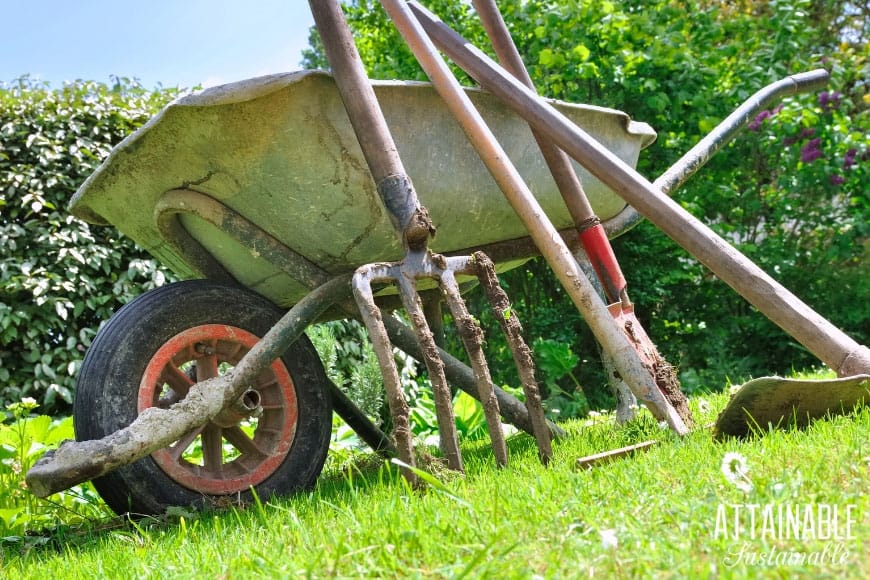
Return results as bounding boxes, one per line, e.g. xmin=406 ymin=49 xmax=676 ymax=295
xmin=579 ymin=224 xmax=627 ymax=303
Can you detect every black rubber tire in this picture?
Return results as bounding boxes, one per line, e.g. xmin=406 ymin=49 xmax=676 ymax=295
xmin=73 ymin=280 xmax=332 ymax=516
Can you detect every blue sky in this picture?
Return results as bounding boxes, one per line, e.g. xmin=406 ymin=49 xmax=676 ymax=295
xmin=0 ymin=0 xmax=316 ymax=89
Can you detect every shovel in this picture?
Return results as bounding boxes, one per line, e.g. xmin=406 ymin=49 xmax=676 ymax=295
xmin=715 ymin=374 xmax=870 ymax=438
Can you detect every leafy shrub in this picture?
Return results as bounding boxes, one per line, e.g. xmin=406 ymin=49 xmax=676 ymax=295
xmin=0 ymin=399 xmax=109 ymax=536
xmin=0 ymin=78 xmax=177 ymax=413
xmin=307 ymin=319 xmax=386 ymax=423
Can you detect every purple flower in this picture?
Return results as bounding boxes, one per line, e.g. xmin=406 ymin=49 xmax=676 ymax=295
xmin=843 ymin=148 xmax=858 ymax=169
xmin=800 ymin=138 xmax=822 ymax=163
xmin=830 ymin=174 xmax=845 ymax=185
xmin=818 ymin=91 xmax=842 ymax=112
xmin=748 ymin=110 xmax=771 ymax=131
xmin=800 ymin=127 xmax=816 ymax=139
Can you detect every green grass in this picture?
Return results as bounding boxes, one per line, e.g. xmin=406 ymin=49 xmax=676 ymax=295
xmin=2 ymin=383 xmax=868 ymax=578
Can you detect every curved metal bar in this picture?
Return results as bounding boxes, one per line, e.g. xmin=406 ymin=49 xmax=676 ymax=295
xmin=602 ymin=205 xmax=643 ymax=238
xmin=155 ymin=189 xmax=330 ymax=289
xmin=653 ymin=70 xmax=830 ymax=195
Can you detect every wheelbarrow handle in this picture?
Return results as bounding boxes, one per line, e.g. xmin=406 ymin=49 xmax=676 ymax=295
xmin=789 ymin=69 xmax=832 ymax=92
xmin=654 ymin=68 xmax=831 ymax=195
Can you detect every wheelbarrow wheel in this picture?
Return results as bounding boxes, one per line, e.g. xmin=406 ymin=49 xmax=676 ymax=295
xmin=73 ymin=280 xmax=332 ymax=516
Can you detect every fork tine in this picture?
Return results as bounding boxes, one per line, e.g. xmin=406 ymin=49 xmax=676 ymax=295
xmin=353 ymin=247 xmax=552 ymax=487
xmin=397 ymin=271 xmax=464 ymax=472
xmin=440 ymin=265 xmax=508 ymax=467
xmin=471 ymin=252 xmax=553 ymax=464
xmin=352 ymin=265 xmax=419 ymax=487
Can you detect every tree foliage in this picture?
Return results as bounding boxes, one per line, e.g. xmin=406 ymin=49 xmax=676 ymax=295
xmin=0 ymin=79 xmax=177 ymax=413
xmin=304 ymin=0 xmax=868 ymax=403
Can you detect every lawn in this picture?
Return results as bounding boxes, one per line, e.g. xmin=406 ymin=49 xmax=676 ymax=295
xmin=2 ymin=386 xmax=868 ymax=578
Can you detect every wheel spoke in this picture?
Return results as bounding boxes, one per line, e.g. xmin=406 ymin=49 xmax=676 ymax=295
xmin=196 ymin=350 xmax=219 ymax=381
xmin=223 ymin=426 xmax=266 ymax=458
xmin=201 ymin=424 xmax=224 ymax=474
xmin=161 ymin=364 xmax=194 ymax=398
xmin=224 ymin=341 xmax=244 ymax=361
xmin=255 ymin=376 xmax=278 ymax=390
xmin=167 ymin=425 xmax=206 ymax=462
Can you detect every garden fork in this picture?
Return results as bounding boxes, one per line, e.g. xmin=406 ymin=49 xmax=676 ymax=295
xmin=310 ymin=0 xmax=553 ymax=485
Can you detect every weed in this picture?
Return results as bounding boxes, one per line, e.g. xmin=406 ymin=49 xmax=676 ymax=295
xmin=0 ymin=399 xmax=110 ymax=539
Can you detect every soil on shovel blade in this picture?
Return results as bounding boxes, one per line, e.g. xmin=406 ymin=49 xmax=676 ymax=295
xmin=622 ymin=316 xmax=694 ymax=429
xmin=653 ymin=355 xmax=694 ymax=429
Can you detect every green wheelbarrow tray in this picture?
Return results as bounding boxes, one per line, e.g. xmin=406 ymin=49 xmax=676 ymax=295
xmin=69 ymin=70 xmax=656 ymax=309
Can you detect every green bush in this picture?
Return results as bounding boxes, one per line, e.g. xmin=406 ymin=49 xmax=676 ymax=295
xmin=0 ymin=78 xmax=177 ymax=413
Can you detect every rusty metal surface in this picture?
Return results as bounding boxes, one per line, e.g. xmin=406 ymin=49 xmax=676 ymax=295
xmin=381 ymin=315 xmax=565 ymax=440
xmin=576 ymin=440 xmax=658 ymax=470
xmin=469 ymin=0 xmax=688 ymax=427
xmin=69 ymin=70 xmax=655 ymax=308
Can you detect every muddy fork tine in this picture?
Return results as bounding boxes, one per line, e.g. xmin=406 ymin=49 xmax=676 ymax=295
xmin=470 ymin=252 xmax=553 ymax=464
xmin=352 ymin=265 xmax=419 ymax=486
xmin=395 ymin=257 xmax=464 ymax=472
xmin=440 ymin=261 xmax=508 ymax=467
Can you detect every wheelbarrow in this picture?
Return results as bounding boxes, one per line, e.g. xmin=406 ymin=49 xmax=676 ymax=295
xmin=26 ymin=0 xmax=869 ymax=515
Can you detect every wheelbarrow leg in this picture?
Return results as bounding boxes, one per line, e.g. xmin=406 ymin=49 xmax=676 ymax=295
xmin=329 ymin=379 xmax=397 ymax=456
